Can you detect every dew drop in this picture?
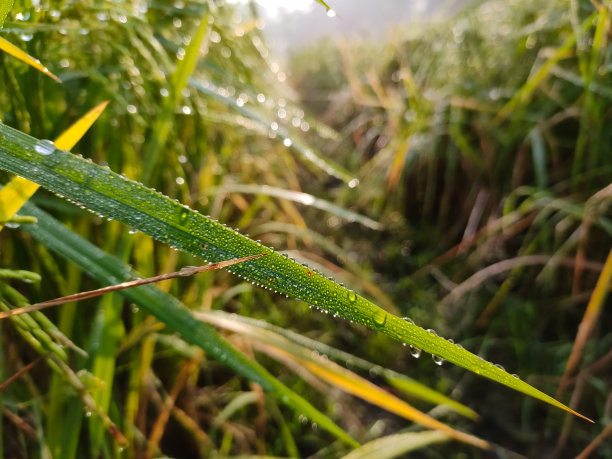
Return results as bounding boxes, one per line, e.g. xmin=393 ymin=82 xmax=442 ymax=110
xmin=372 ymin=309 xmax=387 ymax=327
xmin=409 ymin=346 xmax=422 ymax=358
xmin=178 ymin=208 xmax=189 ymax=224
xmin=402 ymin=317 xmax=415 ymax=325
xmin=34 ymin=139 xmax=56 ymax=156
xmin=494 ymin=364 xmax=505 ymax=372
xmin=347 ymin=290 xmax=356 ymax=302
xmin=432 ymin=355 xmax=444 ymax=366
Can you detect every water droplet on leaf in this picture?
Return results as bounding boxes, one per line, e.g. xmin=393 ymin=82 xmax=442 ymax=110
xmin=34 ymin=139 xmax=56 ymax=156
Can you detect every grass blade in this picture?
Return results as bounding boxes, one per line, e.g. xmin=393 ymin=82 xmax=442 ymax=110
xmin=190 ymin=78 xmax=356 ymax=183
xmin=0 ymin=0 xmax=13 ymax=28
xmin=558 ymin=248 xmax=612 ymax=394
xmin=210 ymin=183 xmax=382 ymax=230
xmin=141 ymin=5 xmax=211 ymax=184
xmin=0 ymin=36 xmax=60 ymax=83
xmin=0 ymin=123 xmax=591 ymax=422
xmin=342 ymin=431 xmax=449 ymax=459
xmin=496 ymin=12 xmax=597 ymax=121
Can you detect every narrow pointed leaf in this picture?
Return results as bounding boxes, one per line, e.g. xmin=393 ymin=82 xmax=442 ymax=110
xmin=54 ymin=101 xmax=110 ymax=151
xmin=210 ymin=183 xmax=382 ymax=230
xmin=0 ymin=101 xmax=108 ymax=231
xmin=496 ymin=12 xmax=597 ymax=121
xmin=0 ymin=124 xmax=592 ymax=422
xmin=559 ymin=248 xmax=612 ymax=392
xmin=342 ymin=431 xmax=449 ymax=459
xmin=0 ymin=36 xmax=60 ymax=82
xmin=0 ymin=0 xmax=13 ymax=28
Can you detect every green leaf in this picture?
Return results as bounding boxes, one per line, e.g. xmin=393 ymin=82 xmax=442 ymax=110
xmin=0 ymin=123 xmax=591 ymax=422
xmin=209 ymin=183 xmax=381 ymax=230
xmin=0 ymin=0 xmax=13 ymax=28
xmin=17 ymin=201 xmax=358 ymax=448
xmin=342 ymin=431 xmax=449 ymax=459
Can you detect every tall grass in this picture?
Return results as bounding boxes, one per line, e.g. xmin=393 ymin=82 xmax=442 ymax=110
xmin=0 ymin=0 xmax=610 ymax=457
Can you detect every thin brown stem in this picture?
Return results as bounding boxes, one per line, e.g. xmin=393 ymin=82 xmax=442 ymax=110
xmin=0 ymin=254 xmax=266 ymax=320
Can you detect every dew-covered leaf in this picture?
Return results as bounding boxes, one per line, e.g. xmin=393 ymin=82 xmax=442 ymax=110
xmin=190 ymin=78 xmax=355 ymax=183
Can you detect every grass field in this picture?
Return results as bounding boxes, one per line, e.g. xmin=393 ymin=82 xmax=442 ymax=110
xmin=0 ymin=0 xmax=610 ymax=457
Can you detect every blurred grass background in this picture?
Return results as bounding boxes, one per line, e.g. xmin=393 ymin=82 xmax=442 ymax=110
xmin=0 ymin=0 xmax=611 ymax=457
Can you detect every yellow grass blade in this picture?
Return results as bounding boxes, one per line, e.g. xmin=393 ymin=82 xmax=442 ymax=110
xmin=54 ymin=101 xmax=109 ymax=151
xmin=0 ymin=101 xmax=109 ymax=231
xmin=279 ymin=347 xmax=489 ymax=449
xmin=0 ymin=177 xmax=42 ymax=229
xmin=558 ymin=248 xmax=612 ymax=394
xmin=0 ymin=36 xmax=60 ymax=83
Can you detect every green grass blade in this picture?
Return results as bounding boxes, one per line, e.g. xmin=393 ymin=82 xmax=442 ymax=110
xmin=0 ymin=123 xmax=590 ymax=422
xmin=17 ymin=201 xmax=358 ymax=448
xmin=342 ymin=431 xmax=449 ymax=459
xmin=0 ymin=0 xmax=13 ymax=28
xmin=528 ymin=127 xmax=547 ymax=189
xmin=210 ymin=183 xmax=381 ymax=230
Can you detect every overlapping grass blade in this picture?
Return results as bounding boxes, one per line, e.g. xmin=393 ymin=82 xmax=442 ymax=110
xmin=209 ymin=184 xmax=381 ymax=230
xmin=0 ymin=123 xmax=591 ymax=422
xmin=190 ymin=78 xmax=355 ymax=183
xmin=17 ymin=201 xmax=358 ymax=448
xmin=201 ymin=309 xmax=477 ymax=420
xmin=197 ymin=310 xmax=487 ymax=448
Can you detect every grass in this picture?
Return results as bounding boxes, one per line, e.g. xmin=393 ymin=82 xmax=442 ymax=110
xmin=0 ymin=0 xmax=611 ymax=457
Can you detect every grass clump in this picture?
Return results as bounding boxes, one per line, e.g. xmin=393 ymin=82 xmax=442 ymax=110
xmin=0 ymin=0 xmax=610 ymax=457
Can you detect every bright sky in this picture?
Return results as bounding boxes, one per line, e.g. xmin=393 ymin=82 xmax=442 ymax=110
xmin=226 ymin=0 xmax=316 ymax=18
